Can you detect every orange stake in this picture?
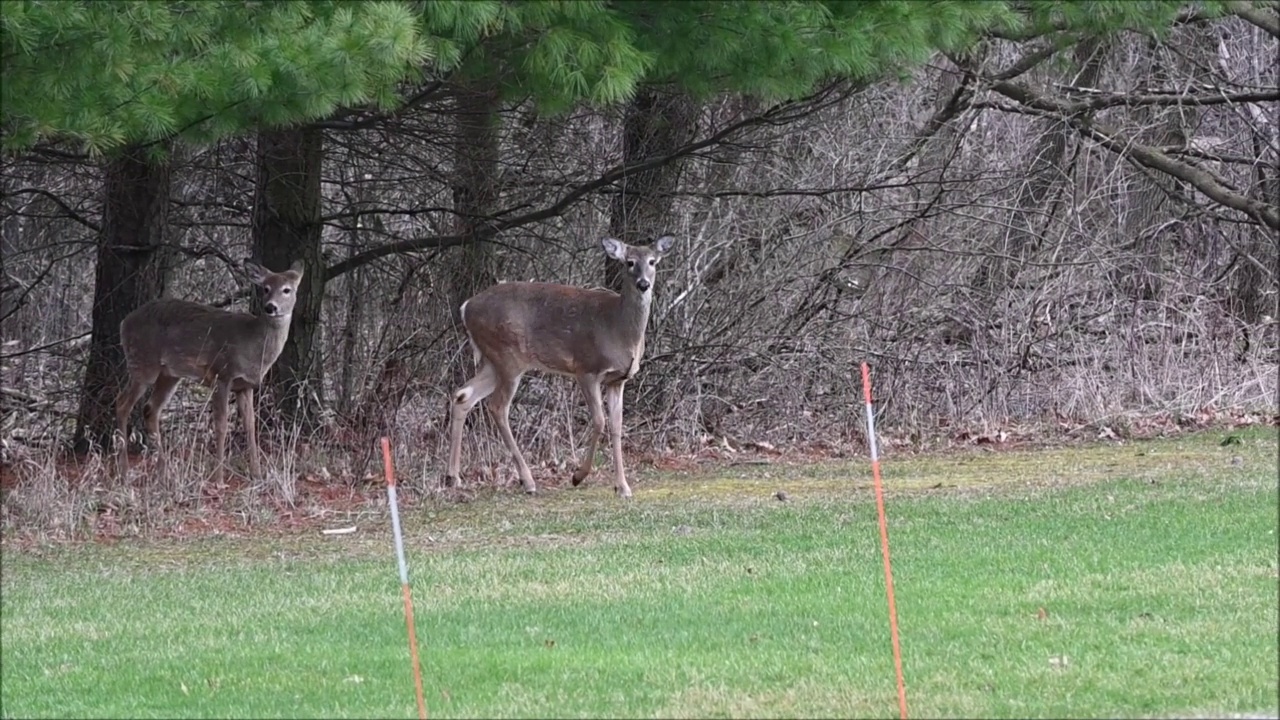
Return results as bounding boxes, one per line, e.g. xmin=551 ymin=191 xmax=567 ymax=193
xmin=861 ymin=363 xmax=907 ymax=720
xmin=382 ymin=437 xmax=427 ymax=720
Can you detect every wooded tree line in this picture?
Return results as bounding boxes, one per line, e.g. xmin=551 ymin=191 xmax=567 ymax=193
xmin=2 ymin=1 xmax=1276 ymax=481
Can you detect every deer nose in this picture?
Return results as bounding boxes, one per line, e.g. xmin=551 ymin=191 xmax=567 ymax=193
xmin=636 ymin=278 xmax=651 ymax=292
xmin=264 ymin=302 xmax=279 ymax=315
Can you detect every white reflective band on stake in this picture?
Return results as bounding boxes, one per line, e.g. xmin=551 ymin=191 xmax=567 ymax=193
xmin=388 ymin=483 xmax=409 ymax=586
xmin=864 ymin=396 xmax=880 ymax=462
xmin=381 ymin=437 xmax=427 ymax=720
xmin=860 ymin=362 xmax=907 ymax=720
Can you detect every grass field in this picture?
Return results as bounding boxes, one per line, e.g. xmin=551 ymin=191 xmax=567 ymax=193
xmin=2 ymin=427 xmax=1277 ymax=719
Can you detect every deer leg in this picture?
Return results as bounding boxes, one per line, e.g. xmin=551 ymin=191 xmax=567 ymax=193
xmin=446 ymin=361 xmax=499 ymax=487
xmin=485 ymin=373 xmax=536 ymax=494
xmin=211 ymin=380 xmax=231 ymax=485
xmin=237 ymin=387 xmax=261 ymax=480
xmin=140 ymin=374 xmax=180 ymax=479
xmin=114 ymin=375 xmax=151 ymax=478
xmin=605 ymin=381 xmax=631 ymax=498
xmin=572 ymin=375 xmax=606 ymax=486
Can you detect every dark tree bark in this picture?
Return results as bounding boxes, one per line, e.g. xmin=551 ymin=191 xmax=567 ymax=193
xmin=1114 ymin=26 xmax=1217 ymax=301
xmin=445 ymin=80 xmax=501 ymax=387
xmin=976 ymin=38 xmax=1109 ymax=293
xmin=0 ymin=212 xmax=13 ymax=350
xmin=447 ymin=81 xmax=501 ymax=322
xmin=251 ymin=127 xmax=325 ymax=430
xmin=73 ymin=145 xmax=171 ymax=454
xmin=606 ymin=86 xmax=697 ymax=290
xmin=337 ymin=220 xmax=367 ymax=417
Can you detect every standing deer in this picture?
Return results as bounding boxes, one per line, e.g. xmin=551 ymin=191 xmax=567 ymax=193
xmin=115 ymin=260 xmax=304 ymax=482
xmin=446 ymin=235 xmax=675 ymax=498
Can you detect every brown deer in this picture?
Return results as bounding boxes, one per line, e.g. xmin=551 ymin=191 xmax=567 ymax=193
xmin=115 ymin=260 xmax=304 ymax=482
xmin=445 ymin=235 xmax=675 ymax=498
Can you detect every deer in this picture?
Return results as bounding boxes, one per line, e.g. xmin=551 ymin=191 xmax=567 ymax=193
xmin=445 ymin=235 xmax=675 ymax=498
xmin=115 ymin=260 xmax=304 ymax=484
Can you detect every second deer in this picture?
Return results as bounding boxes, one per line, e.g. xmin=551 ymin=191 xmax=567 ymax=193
xmin=115 ymin=260 xmax=304 ymax=483
xmin=446 ymin=235 xmax=675 ymax=498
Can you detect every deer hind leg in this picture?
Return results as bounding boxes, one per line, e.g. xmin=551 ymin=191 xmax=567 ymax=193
xmin=605 ymin=381 xmax=632 ymax=498
xmin=114 ymin=373 xmax=153 ymax=479
xmin=572 ymin=375 xmax=606 ymax=486
xmin=143 ymin=373 xmax=180 ymax=476
xmin=445 ymin=360 xmax=499 ymax=487
xmin=485 ymin=372 xmax=536 ymax=494
xmin=210 ymin=380 xmax=232 ymax=485
xmin=237 ymin=387 xmax=261 ymax=480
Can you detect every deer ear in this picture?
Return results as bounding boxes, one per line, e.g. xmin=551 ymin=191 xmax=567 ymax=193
xmin=288 ymin=259 xmax=305 ymax=276
xmin=600 ymin=237 xmax=628 ymax=261
xmin=242 ymin=262 xmax=270 ymax=284
xmin=652 ymin=235 xmax=675 ymax=256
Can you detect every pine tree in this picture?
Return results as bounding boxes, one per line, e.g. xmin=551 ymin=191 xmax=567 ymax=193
xmin=1 ymin=1 xmax=431 ymax=155
xmin=1 ymin=0 xmax=439 ymax=453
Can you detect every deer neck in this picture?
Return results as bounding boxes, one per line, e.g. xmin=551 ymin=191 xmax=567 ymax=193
xmin=252 ymin=311 xmax=293 ymax=366
xmin=612 ymin=283 xmax=653 ymax=344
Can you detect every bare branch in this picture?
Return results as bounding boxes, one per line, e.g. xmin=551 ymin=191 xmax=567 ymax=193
xmin=3 ymin=187 xmax=100 ymax=232
xmin=989 ymin=36 xmax=1080 ymax=81
xmin=1225 ymin=0 xmax=1280 ymax=38
xmin=323 ymin=81 xmax=859 ymax=281
xmin=990 ymin=80 xmax=1280 ymax=230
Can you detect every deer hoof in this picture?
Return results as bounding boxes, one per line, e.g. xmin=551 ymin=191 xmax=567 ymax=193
xmin=571 ymin=469 xmax=588 ymax=486
xmin=441 ymin=474 xmax=461 ymax=489
xmin=616 ymin=486 xmax=632 ymax=499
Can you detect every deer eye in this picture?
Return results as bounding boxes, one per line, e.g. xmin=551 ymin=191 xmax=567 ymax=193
xmin=648 ymin=258 xmax=656 ymax=267
xmin=626 ymin=260 xmax=635 ymax=269
xmin=282 ymin=287 xmax=292 ymax=295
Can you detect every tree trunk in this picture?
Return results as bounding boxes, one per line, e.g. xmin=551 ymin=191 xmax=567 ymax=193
xmin=251 ymin=127 xmax=325 ymax=430
xmin=446 ymin=80 xmax=501 ymax=387
xmin=447 ymin=82 xmax=501 ymax=318
xmin=73 ymin=145 xmax=171 ymax=454
xmin=337 ymin=226 xmax=366 ymax=417
xmin=606 ymin=86 xmax=697 ymax=290
xmin=1225 ymin=34 xmax=1278 ymax=332
xmin=977 ymin=38 xmax=1109 ymax=293
xmin=1115 ymin=27 xmax=1216 ymax=301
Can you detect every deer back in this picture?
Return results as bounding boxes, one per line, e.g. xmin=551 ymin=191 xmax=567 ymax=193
xmin=462 ymin=282 xmax=644 ymax=378
xmin=121 ymin=300 xmax=290 ymax=386
xmin=119 ymin=260 xmax=304 ymax=387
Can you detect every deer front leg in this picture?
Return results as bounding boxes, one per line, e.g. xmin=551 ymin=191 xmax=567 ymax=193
xmin=237 ymin=387 xmax=261 ymax=480
xmin=144 ymin=374 xmax=180 ymax=478
xmin=211 ymin=380 xmax=231 ymax=485
xmin=572 ymin=375 xmax=606 ymax=486
xmin=446 ymin=361 xmax=499 ymax=488
xmin=114 ymin=377 xmax=149 ymax=480
xmin=604 ymin=381 xmax=631 ymax=498
xmin=486 ymin=374 xmax=536 ymax=494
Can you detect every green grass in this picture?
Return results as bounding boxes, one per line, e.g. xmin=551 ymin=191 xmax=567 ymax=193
xmin=2 ymin=428 xmax=1277 ymax=719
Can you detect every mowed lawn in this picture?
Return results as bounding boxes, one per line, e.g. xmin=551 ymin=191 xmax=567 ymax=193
xmin=2 ymin=428 xmax=1276 ymax=719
